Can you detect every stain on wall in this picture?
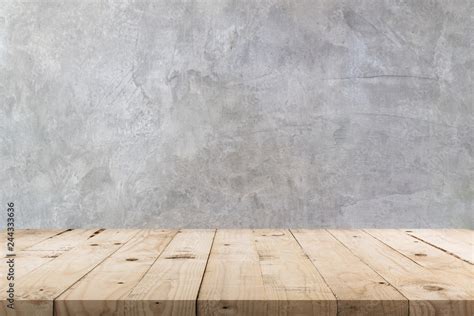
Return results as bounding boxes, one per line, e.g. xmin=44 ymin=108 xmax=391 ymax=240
xmin=0 ymin=0 xmax=472 ymax=228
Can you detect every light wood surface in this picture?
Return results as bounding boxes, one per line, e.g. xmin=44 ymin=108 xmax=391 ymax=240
xmin=366 ymin=229 xmax=474 ymax=296
xmin=55 ymin=229 xmax=177 ymax=315
xmin=122 ymin=229 xmax=215 ymax=316
xmin=0 ymin=229 xmax=67 ymax=256
xmin=0 ymin=229 xmax=139 ymax=316
xmin=329 ymin=229 xmax=473 ymax=316
xmin=1 ymin=229 xmax=104 ymax=279
xmin=0 ymin=229 xmax=472 ymax=316
xmin=292 ymin=229 xmax=407 ymax=315
xmin=406 ymin=229 xmax=474 ymax=264
xmin=198 ymin=229 xmax=337 ymax=315
xmin=253 ymin=229 xmax=336 ymax=315
xmin=197 ymin=229 xmax=268 ymax=315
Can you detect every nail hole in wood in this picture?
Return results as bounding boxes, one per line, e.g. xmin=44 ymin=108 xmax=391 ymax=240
xmin=258 ymin=254 xmax=274 ymax=261
xmin=114 ymin=243 xmax=122 ymax=245
xmin=165 ymin=254 xmax=196 ymax=259
xmin=43 ymin=255 xmax=58 ymax=258
xmin=423 ymin=285 xmax=443 ymax=291
xmin=88 ymin=228 xmax=106 ymax=239
xmin=90 ymin=244 xmax=99 ymax=246
xmin=155 ymin=302 xmax=160 ymax=305
xmin=126 ymin=258 xmax=138 ymax=261
xmin=224 ymin=243 xmax=230 ymax=246
xmin=415 ymin=253 xmax=427 ymax=257
xmin=117 ymin=282 xmax=124 ymax=284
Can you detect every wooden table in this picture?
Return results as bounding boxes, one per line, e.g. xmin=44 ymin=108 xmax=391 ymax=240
xmin=1 ymin=229 xmax=472 ymax=315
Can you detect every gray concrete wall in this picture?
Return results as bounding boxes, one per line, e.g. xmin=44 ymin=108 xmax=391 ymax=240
xmin=0 ymin=0 xmax=472 ymax=228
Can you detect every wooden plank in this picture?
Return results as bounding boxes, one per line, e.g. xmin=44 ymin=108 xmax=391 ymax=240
xmin=405 ymin=229 xmax=474 ymax=264
xmin=199 ymin=229 xmax=336 ymax=316
xmin=121 ymin=229 xmax=215 ymax=316
xmin=55 ymin=229 xmax=177 ymax=316
xmin=2 ymin=229 xmax=102 ymax=279
xmin=459 ymin=229 xmax=474 ymax=236
xmin=0 ymin=229 xmax=139 ymax=316
xmin=25 ymin=229 xmax=101 ymax=251
xmin=3 ymin=251 xmax=62 ymax=279
xmin=253 ymin=229 xmax=336 ymax=315
xmin=197 ymin=229 xmax=268 ymax=315
xmin=1 ymin=229 xmax=472 ymax=315
xmin=329 ymin=230 xmax=473 ymax=316
xmin=0 ymin=229 xmax=67 ymax=256
xmin=5 ymin=229 xmax=65 ymax=241
xmin=366 ymin=229 xmax=474 ymax=296
xmin=292 ymin=229 xmax=408 ymax=316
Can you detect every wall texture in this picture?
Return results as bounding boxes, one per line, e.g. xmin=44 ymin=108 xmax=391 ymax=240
xmin=0 ymin=0 xmax=472 ymax=228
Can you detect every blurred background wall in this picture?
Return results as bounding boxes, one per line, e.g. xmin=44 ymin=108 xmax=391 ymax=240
xmin=1 ymin=0 xmax=472 ymax=228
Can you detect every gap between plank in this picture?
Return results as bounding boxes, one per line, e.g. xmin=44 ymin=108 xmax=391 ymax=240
xmin=288 ymin=229 xmax=340 ymax=315
xmin=325 ymin=230 xmax=411 ymax=306
xmin=21 ymin=229 xmax=73 ymax=251
xmin=195 ymin=229 xmax=217 ymax=316
xmin=123 ymin=230 xmax=181 ymax=299
xmin=51 ymin=229 xmax=74 ymax=237
xmin=51 ymin=229 xmax=142 ymax=313
xmin=4 ymin=229 xmax=82 ymax=279
xmin=406 ymin=232 xmax=473 ymax=265
xmin=124 ymin=230 xmax=181 ymax=298
xmin=363 ymin=230 xmax=425 ymax=268
xmin=253 ymin=229 xmax=267 ymax=307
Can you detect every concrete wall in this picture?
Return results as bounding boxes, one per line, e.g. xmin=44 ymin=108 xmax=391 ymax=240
xmin=1 ymin=0 xmax=472 ymax=228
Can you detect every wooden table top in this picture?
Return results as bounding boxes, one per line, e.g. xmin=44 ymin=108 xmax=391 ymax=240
xmin=1 ymin=229 xmax=473 ymax=316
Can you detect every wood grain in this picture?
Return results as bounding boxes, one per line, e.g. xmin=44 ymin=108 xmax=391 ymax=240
xmin=24 ymin=229 xmax=100 ymax=252
xmin=121 ymin=229 xmax=215 ymax=316
xmin=55 ymin=229 xmax=177 ymax=316
xmin=292 ymin=229 xmax=408 ymax=316
xmin=2 ymin=229 xmax=102 ymax=279
xmin=406 ymin=229 xmax=474 ymax=264
xmin=1 ymin=229 xmax=67 ymax=257
xmin=329 ymin=229 xmax=473 ymax=316
xmin=0 ymin=229 xmax=139 ymax=316
xmin=0 ymin=229 xmax=472 ymax=316
xmin=199 ymin=229 xmax=337 ymax=316
xmin=198 ymin=229 xmax=269 ymax=315
xmin=253 ymin=229 xmax=337 ymax=315
xmin=366 ymin=229 xmax=474 ymax=296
